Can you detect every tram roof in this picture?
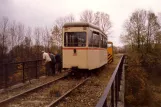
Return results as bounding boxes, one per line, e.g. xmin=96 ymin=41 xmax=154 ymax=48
xmin=63 ymin=22 xmax=107 ymax=37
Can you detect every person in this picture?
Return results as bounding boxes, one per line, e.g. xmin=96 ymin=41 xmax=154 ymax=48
xmin=42 ymin=51 xmax=52 ymax=76
xmin=54 ymin=50 xmax=62 ymax=73
xmin=48 ymin=51 xmax=56 ymax=75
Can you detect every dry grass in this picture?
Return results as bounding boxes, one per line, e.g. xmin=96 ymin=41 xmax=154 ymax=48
xmin=147 ymin=72 xmax=161 ymax=107
xmin=48 ymin=85 xmax=61 ymax=97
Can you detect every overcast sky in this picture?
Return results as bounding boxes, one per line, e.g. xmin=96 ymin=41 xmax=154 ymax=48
xmin=0 ymin=0 xmax=161 ymax=46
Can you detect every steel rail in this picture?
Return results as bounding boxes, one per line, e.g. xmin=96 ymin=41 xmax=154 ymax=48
xmin=47 ymin=77 xmax=90 ymax=107
xmin=0 ymin=73 xmax=69 ymax=105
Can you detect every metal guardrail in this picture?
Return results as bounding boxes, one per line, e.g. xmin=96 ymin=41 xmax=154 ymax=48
xmin=96 ymin=55 xmax=125 ymax=107
xmin=0 ymin=59 xmax=44 ymax=89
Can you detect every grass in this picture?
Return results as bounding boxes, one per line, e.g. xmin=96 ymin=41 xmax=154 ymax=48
xmin=48 ymin=85 xmax=61 ymax=97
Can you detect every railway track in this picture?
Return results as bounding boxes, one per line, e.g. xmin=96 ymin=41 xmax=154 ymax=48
xmin=47 ymin=77 xmax=89 ymax=107
xmin=0 ymin=75 xmax=67 ymax=106
xmin=0 ymin=71 xmax=90 ymax=107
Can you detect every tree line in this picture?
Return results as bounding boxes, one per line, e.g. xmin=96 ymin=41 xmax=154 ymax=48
xmin=0 ymin=10 xmax=111 ymax=64
xmin=121 ymin=9 xmax=161 ymax=106
xmin=0 ymin=17 xmax=53 ymax=63
xmin=121 ymin=9 xmax=161 ymax=72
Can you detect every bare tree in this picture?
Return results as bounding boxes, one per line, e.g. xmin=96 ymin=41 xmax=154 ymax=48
xmin=52 ymin=14 xmax=75 ymax=47
xmin=146 ymin=11 xmax=160 ymax=51
xmin=55 ymin=14 xmax=75 ymax=29
xmin=121 ymin=9 xmax=161 ymax=54
xmin=155 ymin=31 xmax=161 ymax=44
xmin=16 ymin=23 xmax=25 ymax=60
xmin=34 ymin=27 xmax=41 ymax=59
xmin=23 ymin=27 xmax=32 ymax=60
xmin=45 ymin=27 xmax=52 ymax=51
xmin=80 ymin=10 xmax=94 ymax=23
xmin=16 ymin=23 xmax=25 ymax=46
xmin=42 ymin=28 xmax=47 ymax=50
xmin=94 ymin=12 xmax=112 ymax=35
xmin=64 ymin=14 xmax=75 ymax=23
xmin=26 ymin=27 xmax=32 ymax=46
xmin=10 ymin=21 xmax=17 ymax=50
xmin=0 ymin=17 xmax=9 ymax=62
xmin=52 ymin=25 xmax=60 ymax=46
xmin=121 ymin=9 xmax=147 ymax=51
xmin=80 ymin=10 xmax=112 ymax=35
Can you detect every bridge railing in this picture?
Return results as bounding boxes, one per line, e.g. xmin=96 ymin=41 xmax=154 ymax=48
xmin=96 ymin=55 xmax=125 ymax=107
xmin=0 ymin=60 xmax=45 ymax=89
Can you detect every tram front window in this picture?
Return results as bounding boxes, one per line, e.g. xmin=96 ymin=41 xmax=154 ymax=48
xmin=64 ymin=32 xmax=86 ymax=47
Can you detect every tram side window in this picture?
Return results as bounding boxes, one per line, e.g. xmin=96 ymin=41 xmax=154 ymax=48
xmin=102 ymin=36 xmax=107 ymax=48
xmin=104 ymin=38 xmax=107 ymax=48
xmin=103 ymin=37 xmax=105 ymax=48
xmin=104 ymin=38 xmax=106 ymax=48
xmin=101 ymin=35 xmax=103 ymax=48
xmin=92 ymin=32 xmax=100 ymax=47
xmin=64 ymin=32 xmax=86 ymax=47
xmin=88 ymin=31 xmax=93 ymax=47
xmin=97 ymin=34 xmax=101 ymax=47
xmin=88 ymin=31 xmax=99 ymax=47
xmin=102 ymin=37 xmax=104 ymax=48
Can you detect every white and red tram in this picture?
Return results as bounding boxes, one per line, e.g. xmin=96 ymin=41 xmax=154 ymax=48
xmin=62 ymin=22 xmax=107 ymax=70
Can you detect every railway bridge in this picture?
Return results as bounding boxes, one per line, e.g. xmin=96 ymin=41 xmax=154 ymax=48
xmin=0 ymin=54 xmax=126 ymax=107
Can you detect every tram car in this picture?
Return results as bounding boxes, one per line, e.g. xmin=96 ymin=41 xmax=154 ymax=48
xmin=62 ymin=22 xmax=107 ymax=70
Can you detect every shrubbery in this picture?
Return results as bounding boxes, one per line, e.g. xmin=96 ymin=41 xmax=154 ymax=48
xmin=125 ymin=52 xmax=149 ymax=106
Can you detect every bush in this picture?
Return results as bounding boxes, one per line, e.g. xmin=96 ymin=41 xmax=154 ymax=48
xmin=125 ymin=52 xmax=149 ymax=106
xmin=125 ymin=66 xmax=149 ymax=105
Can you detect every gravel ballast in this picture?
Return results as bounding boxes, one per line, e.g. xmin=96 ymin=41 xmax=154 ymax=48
xmin=6 ymin=78 xmax=84 ymax=107
xmin=0 ymin=71 xmax=68 ymax=102
xmin=56 ymin=54 xmax=122 ymax=107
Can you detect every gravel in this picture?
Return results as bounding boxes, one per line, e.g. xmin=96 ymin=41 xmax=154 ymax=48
xmin=56 ymin=55 xmax=122 ymax=107
xmin=0 ymin=71 xmax=68 ymax=102
xmin=3 ymin=74 xmax=85 ymax=107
